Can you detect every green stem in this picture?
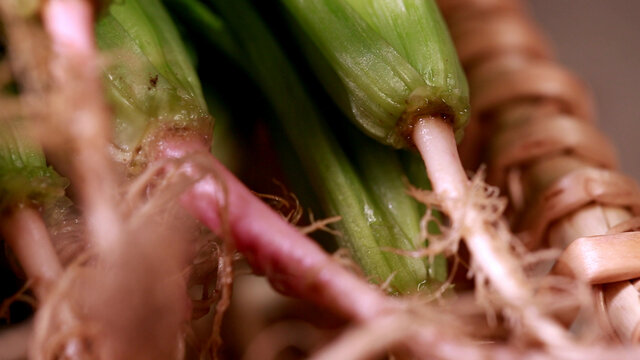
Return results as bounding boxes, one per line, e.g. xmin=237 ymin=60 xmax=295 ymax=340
xmin=168 ymin=0 xmax=440 ymax=292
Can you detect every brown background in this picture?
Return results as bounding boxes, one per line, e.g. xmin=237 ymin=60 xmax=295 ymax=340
xmin=526 ymin=1 xmax=640 ymax=180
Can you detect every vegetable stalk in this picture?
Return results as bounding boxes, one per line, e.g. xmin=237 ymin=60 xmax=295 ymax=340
xmin=97 ymin=0 xmax=399 ymax=328
xmin=167 ymin=0 xmax=447 ymax=293
xmin=280 ymin=0 xmax=573 ymax=346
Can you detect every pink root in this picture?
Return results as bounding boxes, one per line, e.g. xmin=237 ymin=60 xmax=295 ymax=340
xmin=180 ymin=153 xmax=400 ymax=321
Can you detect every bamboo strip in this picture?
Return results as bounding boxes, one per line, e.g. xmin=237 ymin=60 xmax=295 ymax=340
xmin=554 ymin=232 xmax=640 ymax=283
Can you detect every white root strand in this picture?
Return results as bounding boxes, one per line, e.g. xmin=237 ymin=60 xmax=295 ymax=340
xmin=413 ymin=117 xmax=572 ymax=347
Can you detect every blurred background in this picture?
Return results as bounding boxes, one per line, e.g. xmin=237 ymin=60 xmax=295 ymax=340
xmin=527 ymin=1 xmax=640 ymax=180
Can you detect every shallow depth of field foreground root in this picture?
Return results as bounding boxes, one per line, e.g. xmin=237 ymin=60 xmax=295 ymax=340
xmin=24 ymin=1 xmax=195 ymax=358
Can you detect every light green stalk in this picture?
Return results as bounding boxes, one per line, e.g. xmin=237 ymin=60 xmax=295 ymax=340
xmin=280 ymin=0 xmax=469 ymax=148
xmin=0 ymin=120 xmax=68 ymax=210
xmin=167 ymin=0 xmax=442 ymax=293
xmin=95 ymin=0 xmax=212 ymax=170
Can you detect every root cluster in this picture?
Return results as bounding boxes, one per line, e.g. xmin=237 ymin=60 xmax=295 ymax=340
xmin=4 ymin=0 xmax=640 ymax=359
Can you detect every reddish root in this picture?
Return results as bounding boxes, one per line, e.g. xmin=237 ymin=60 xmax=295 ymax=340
xmin=179 ymin=152 xmax=399 ymax=322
